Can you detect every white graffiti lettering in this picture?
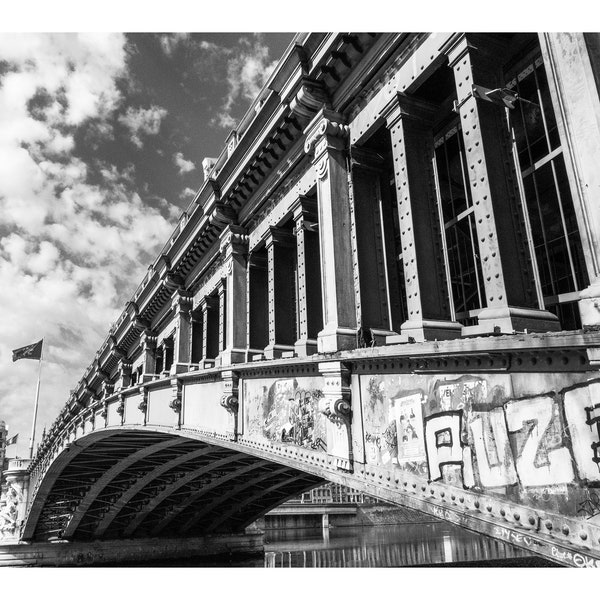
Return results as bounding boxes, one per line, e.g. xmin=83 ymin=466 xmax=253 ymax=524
xmin=470 ymin=408 xmax=518 ymax=487
xmin=564 ymin=384 xmax=600 ymax=482
xmin=505 ymin=396 xmax=574 ymax=487
xmin=424 ymin=412 xmax=463 ymax=482
xmin=552 ymin=546 xmax=600 ymax=568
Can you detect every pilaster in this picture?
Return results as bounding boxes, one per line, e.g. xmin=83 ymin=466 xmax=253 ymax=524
xmin=170 ymin=293 xmax=193 ymax=374
xmin=219 ymin=225 xmax=249 ymax=365
xmin=140 ymin=332 xmax=157 ymax=382
xmin=199 ymin=295 xmax=219 ymax=366
xmin=304 ymin=108 xmax=358 ymax=352
xmin=263 ymin=226 xmax=296 ymax=359
xmin=220 ymin=370 xmax=240 ymax=440
xmin=291 ymin=196 xmax=322 ymax=357
xmin=444 ymin=34 xmax=560 ymax=334
xmin=539 ymin=33 xmax=600 ymax=329
xmin=383 ymin=93 xmax=462 ymax=342
xmin=115 ymin=360 xmax=132 ymax=391
xmin=349 ymin=146 xmax=402 ymax=345
xmin=246 ymin=251 xmax=269 ymax=360
xmin=318 ymin=361 xmax=353 ymax=472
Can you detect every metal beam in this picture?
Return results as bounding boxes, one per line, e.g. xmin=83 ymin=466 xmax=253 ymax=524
xmin=62 ymin=437 xmax=185 ymax=539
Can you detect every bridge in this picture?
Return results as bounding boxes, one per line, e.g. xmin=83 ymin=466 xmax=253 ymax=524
xmin=2 ymin=32 xmax=600 ymax=567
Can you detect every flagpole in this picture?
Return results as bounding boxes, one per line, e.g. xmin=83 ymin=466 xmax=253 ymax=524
xmin=28 ymin=339 xmax=43 ymax=459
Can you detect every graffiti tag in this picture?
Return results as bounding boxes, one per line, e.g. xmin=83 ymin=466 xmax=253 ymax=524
xmin=577 ymin=491 xmax=600 ymax=520
xmin=551 ymin=546 xmax=600 ymax=568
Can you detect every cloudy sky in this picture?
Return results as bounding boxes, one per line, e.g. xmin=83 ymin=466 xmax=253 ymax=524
xmin=0 ymin=31 xmax=294 ymax=458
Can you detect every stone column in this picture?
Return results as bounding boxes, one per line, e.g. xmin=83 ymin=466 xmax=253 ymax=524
xmin=219 ymin=225 xmax=249 ymax=365
xmin=217 ymin=279 xmax=226 ymax=365
xmin=246 ymin=251 xmax=269 ymax=359
xmin=539 ymin=33 xmax=600 ymax=330
xmin=291 ymin=195 xmax=322 ymax=357
xmin=349 ymin=146 xmax=403 ymax=344
xmin=264 ymin=226 xmax=296 ymax=359
xmin=170 ymin=293 xmax=193 ymax=374
xmin=115 ymin=359 xmax=132 ymax=391
xmin=200 ymin=295 xmax=219 ymax=364
xmin=382 ymin=93 xmax=462 ymax=342
xmin=443 ymin=34 xmax=560 ymax=334
xmin=190 ymin=312 xmax=203 ymax=364
xmin=139 ymin=332 xmax=157 ymax=382
xmin=304 ymin=108 xmax=358 ymax=352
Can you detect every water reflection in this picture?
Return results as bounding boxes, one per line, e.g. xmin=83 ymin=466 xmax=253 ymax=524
xmin=263 ymin=522 xmax=537 ymax=567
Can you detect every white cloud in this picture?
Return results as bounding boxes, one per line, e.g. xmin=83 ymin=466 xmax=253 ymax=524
xmin=173 ymin=151 xmax=195 ymax=174
xmin=159 ymin=33 xmax=190 ymax=57
xmin=0 ymin=33 xmax=177 ymax=458
xmin=118 ymin=105 xmax=168 ymax=149
xmin=178 ymin=187 xmax=197 ymax=202
xmin=215 ymin=34 xmax=277 ymax=129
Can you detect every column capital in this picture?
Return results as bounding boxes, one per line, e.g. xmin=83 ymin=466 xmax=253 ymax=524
xmin=199 ymin=295 xmax=219 ymax=311
xmin=171 ymin=292 xmax=193 ymax=313
xmin=263 ymin=226 xmax=295 ymax=249
xmin=248 ymin=251 xmax=268 ymax=269
xmin=381 ymin=92 xmax=438 ymax=128
xmin=290 ymin=195 xmax=319 ymax=222
xmin=440 ymin=33 xmax=508 ymax=70
xmin=303 ymin=108 xmax=349 ymax=158
xmin=219 ymin=224 xmax=249 ymax=257
xmin=140 ymin=332 xmax=157 ymax=349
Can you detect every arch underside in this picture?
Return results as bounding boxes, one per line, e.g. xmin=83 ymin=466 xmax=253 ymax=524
xmin=27 ymin=429 xmax=324 ymax=542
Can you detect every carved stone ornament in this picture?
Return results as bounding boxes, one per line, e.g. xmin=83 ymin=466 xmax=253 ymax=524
xmin=220 ymin=394 xmax=239 ymax=415
xmin=169 ymin=379 xmax=182 ymax=413
xmin=116 ymin=395 xmax=125 ymax=417
xmin=303 ymin=111 xmax=349 ymax=156
xmin=322 ymin=396 xmax=352 ymax=428
xmin=315 ymin=156 xmax=328 ymax=180
xmin=100 ymin=401 xmax=108 ymax=420
xmin=138 ymin=386 xmax=148 ymax=413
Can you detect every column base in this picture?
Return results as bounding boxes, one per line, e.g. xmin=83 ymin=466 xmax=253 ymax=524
xmin=219 ymin=348 xmax=247 ymax=366
xmin=390 ymin=319 xmax=463 ymax=344
xmin=317 ymin=325 xmax=358 ymax=353
xmin=264 ymin=343 xmax=295 ymax=360
xmin=367 ymin=328 xmax=398 ymax=346
xmin=579 ymin=281 xmax=600 ymax=331
xmin=294 ymin=338 xmax=318 ymax=358
xmin=245 ymin=348 xmax=264 ymax=361
xmin=463 ymin=306 xmax=561 ymax=336
xmin=169 ymin=362 xmax=193 ymax=375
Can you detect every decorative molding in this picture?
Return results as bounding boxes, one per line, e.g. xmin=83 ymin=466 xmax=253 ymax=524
xmin=303 ymin=109 xmax=349 ymax=157
xmin=169 ymin=379 xmax=183 ymax=415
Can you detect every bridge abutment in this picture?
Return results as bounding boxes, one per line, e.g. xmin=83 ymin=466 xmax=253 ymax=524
xmin=0 ymin=532 xmax=264 ymax=567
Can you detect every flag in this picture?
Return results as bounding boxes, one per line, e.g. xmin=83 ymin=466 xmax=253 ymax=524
xmin=12 ymin=339 xmax=43 ymax=362
xmin=6 ymin=434 xmax=18 ymax=446
xmin=472 ymin=84 xmax=519 ymax=109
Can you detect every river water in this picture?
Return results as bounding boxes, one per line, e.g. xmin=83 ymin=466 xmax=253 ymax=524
xmin=130 ymin=521 xmax=555 ymax=567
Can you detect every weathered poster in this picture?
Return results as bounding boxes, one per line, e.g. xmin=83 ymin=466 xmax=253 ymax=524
xmin=393 ymin=393 xmax=425 ymax=463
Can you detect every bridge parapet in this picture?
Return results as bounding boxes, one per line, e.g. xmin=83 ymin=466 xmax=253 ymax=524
xmin=20 ymin=332 xmax=600 ymax=566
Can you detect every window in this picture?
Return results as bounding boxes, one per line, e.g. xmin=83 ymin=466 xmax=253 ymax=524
xmin=506 ymin=54 xmax=589 ymax=329
xmin=433 ymin=124 xmax=487 ymax=325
